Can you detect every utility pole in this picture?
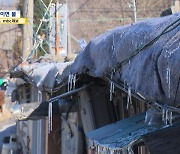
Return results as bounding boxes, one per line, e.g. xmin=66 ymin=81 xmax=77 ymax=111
xmin=55 ymin=1 xmax=60 ymax=55
xmin=120 ymin=0 xmax=125 ymax=25
xmin=49 ymin=2 xmax=68 ymax=57
xmin=67 ymin=0 xmax=72 ymax=56
xmin=22 ymin=0 xmax=34 ymax=59
xmin=132 ymin=0 xmax=137 ymax=22
xmin=18 ymin=1 xmax=34 ymax=154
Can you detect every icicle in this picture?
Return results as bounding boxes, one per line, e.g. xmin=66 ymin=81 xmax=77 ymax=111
xmin=165 ymin=110 xmax=169 ymax=125
xmin=68 ymin=74 xmax=77 ymax=91
xmin=129 ymin=148 xmax=134 ymax=154
xmin=166 ymin=67 xmax=171 ymax=98
xmin=102 ymin=147 xmax=106 ymax=152
xmin=70 ymin=74 xmax=73 ymax=91
xmin=164 ymin=110 xmax=173 ymax=126
xmin=50 ymin=102 xmax=53 ymax=131
xmin=110 ymin=82 xmax=112 ymax=101
xmin=48 ymin=102 xmax=50 ymax=133
xmin=48 ymin=102 xmax=53 ymax=134
xmin=128 ymin=145 xmax=134 ymax=154
xmin=97 ymin=145 xmax=100 ymax=153
xmin=124 ymin=80 xmax=126 ymax=90
xmin=68 ymin=73 xmax=71 ymax=91
xmin=112 ymin=34 xmax=115 ymax=51
xmin=112 ymin=84 xmax=115 ymax=96
xmin=128 ymin=60 xmax=131 ymax=65
xmin=73 ymin=74 xmax=76 ymax=89
xmin=170 ymin=111 xmax=173 ymax=126
xmin=162 ymin=108 xmax=165 ymax=122
xmin=110 ymin=72 xmax=115 ymax=101
xmin=50 ymin=89 xmax=53 ymax=96
xmin=117 ymin=150 xmax=121 ymax=154
xmin=126 ymin=87 xmax=132 ymax=110
xmin=110 ymin=149 xmax=114 ymax=154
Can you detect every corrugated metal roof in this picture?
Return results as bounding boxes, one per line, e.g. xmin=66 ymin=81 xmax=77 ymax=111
xmin=86 ymin=113 xmax=180 ymax=152
xmin=86 ymin=113 xmax=165 ymax=151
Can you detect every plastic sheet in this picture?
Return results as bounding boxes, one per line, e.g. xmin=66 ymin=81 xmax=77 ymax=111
xmin=67 ymin=13 xmax=180 ymax=105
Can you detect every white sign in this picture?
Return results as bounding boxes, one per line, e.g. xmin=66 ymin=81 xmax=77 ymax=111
xmin=0 ymin=10 xmax=21 ymax=18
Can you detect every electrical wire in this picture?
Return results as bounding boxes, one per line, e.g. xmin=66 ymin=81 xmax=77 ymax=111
xmin=75 ymin=9 xmax=165 ymax=13
xmin=70 ymin=17 xmax=152 ymax=23
xmin=40 ymin=0 xmax=48 ymax=9
xmin=63 ymin=0 xmax=91 ymax=21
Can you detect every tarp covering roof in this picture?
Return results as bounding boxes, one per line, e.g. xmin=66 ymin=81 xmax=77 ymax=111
xmin=10 ymin=14 xmax=180 ymax=105
xmin=64 ymin=13 xmax=180 ymax=105
xmin=10 ymin=59 xmax=72 ymax=91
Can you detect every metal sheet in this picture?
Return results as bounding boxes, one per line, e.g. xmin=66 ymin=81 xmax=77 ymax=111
xmin=10 ymin=60 xmax=72 ymax=92
xmin=0 ymin=90 xmax=4 ymax=106
xmin=86 ymin=113 xmax=165 ymax=151
xmin=11 ymin=99 xmax=77 ymax=120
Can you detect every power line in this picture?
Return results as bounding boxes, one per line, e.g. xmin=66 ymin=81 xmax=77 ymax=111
xmin=75 ymin=9 xmax=164 ymax=13
xmin=64 ymin=0 xmax=90 ymax=21
xmin=70 ymin=17 xmax=154 ymax=23
xmin=0 ymin=28 xmax=19 ymax=35
xmin=75 ymin=6 xmax=169 ymax=10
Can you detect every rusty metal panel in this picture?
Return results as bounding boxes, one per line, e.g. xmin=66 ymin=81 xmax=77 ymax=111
xmin=48 ymin=116 xmax=61 ymax=154
xmin=0 ymin=90 xmax=4 ymax=106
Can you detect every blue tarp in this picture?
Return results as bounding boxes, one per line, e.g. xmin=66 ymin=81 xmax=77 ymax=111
xmin=63 ymin=13 xmax=180 ymax=105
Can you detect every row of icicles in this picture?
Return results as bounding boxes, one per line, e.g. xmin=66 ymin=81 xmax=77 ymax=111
xmin=49 ymin=66 xmax=173 ymax=133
